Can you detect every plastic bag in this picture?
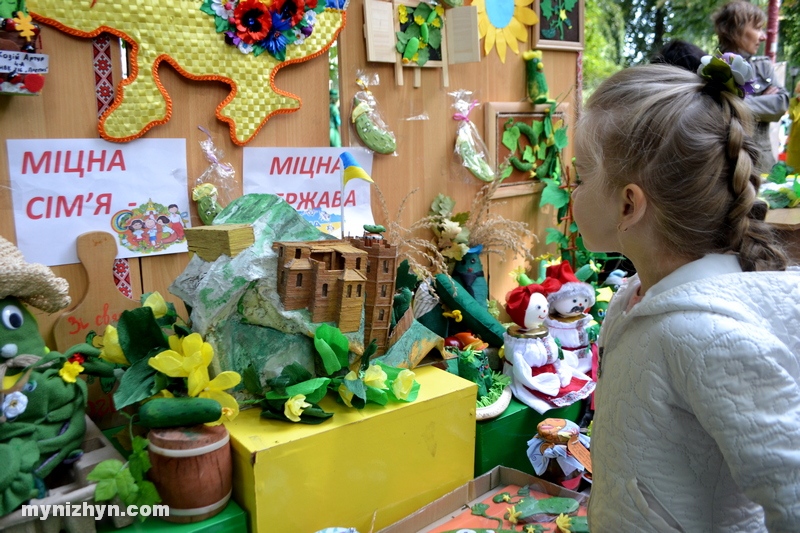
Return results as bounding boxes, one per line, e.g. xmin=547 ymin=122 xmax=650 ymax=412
xmin=193 ymin=126 xmax=236 ymax=225
xmin=350 ymin=71 xmax=397 ymax=155
xmin=451 ymin=90 xmax=495 ymax=182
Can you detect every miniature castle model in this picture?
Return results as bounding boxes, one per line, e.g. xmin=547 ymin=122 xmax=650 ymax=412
xmin=273 ymin=240 xmax=368 ymax=332
xmin=348 ymin=235 xmax=398 ymax=355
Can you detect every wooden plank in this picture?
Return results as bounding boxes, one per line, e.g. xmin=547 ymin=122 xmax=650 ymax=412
xmin=52 ymin=231 xmax=140 ymax=352
xmin=766 ymin=207 xmax=800 ymax=231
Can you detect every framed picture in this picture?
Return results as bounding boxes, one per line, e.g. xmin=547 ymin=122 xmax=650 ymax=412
xmin=531 ymin=0 xmax=584 ymax=51
xmin=363 ymin=0 xmax=480 ymax=86
xmin=484 ymin=101 xmax=570 ymax=198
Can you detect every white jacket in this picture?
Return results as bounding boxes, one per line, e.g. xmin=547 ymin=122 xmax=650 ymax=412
xmin=588 ymin=254 xmax=800 ymax=533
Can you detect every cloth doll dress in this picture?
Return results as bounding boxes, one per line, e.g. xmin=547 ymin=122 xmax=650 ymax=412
xmin=544 ymin=314 xmax=594 ymax=374
xmin=503 ymin=331 xmax=595 ymax=414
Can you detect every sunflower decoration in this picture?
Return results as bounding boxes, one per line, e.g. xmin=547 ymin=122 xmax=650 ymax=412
xmin=474 ymin=0 xmax=538 ymax=63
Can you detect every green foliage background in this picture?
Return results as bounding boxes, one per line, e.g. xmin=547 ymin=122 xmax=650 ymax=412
xmin=582 ymin=0 xmax=799 ymax=102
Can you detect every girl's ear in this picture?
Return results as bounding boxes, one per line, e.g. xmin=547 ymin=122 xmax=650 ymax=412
xmin=618 ymin=184 xmax=648 ymax=232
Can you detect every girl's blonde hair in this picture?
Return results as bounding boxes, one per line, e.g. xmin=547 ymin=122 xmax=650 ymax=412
xmin=713 ymin=1 xmax=765 ymax=53
xmin=579 ymin=64 xmax=787 ymax=272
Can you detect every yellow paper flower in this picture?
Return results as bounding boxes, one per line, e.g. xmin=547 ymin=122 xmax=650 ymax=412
xmin=442 ymin=309 xmax=463 ymax=322
xmin=149 ymin=333 xmax=213 ymax=379
xmin=431 ymin=17 xmax=441 ymax=28
xmin=555 ymin=513 xmax=572 ymax=532
xmin=475 ymin=0 xmax=538 ymax=63
xmin=143 ymin=292 xmax=168 ymax=319
xmin=392 ymin=369 xmax=416 ymax=400
xmin=414 ymin=14 xmax=424 ymax=25
xmin=419 ymin=41 xmax=427 ymax=48
xmin=398 ymin=5 xmax=408 ymax=23
xmin=559 ymin=8 xmax=567 ymax=20
xmin=194 ymin=370 xmax=242 ymax=425
xmin=148 ymin=389 xmax=175 ymax=400
xmin=364 ymin=365 xmax=389 ymax=390
xmin=509 ymin=265 xmax=526 ymax=280
xmin=59 ymin=361 xmax=84 ymax=383
xmin=507 ymin=505 xmax=522 ymax=524
xmin=284 ymin=394 xmax=312 ymax=422
xmin=98 ymin=325 xmax=129 ymax=366
xmin=338 ymin=370 xmax=358 ymax=407
xmin=435 ymin=5 xmax=444 ymax=16
xmin=502 ymin=493 xmax=511 ymax=502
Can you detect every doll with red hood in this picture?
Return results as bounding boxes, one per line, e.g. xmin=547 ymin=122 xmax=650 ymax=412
xmin=543 ymin=262 xmax=596 ymax=375
xmin=503 ymin=281 xmax=595 ymax=414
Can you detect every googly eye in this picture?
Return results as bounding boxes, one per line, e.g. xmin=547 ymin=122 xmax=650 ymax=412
xmin=23 ymin=381 xmax=37 ymax=392
xmin=2 ymin=305 xmax=23 ymax=330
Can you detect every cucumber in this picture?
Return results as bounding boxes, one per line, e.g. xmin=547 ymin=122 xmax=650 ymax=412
xmin=138 ymin=397 xmax=222 ymax=428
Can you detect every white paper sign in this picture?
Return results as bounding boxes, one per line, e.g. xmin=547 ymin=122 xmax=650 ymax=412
xmin=0 ymin=51 xmax=48 ymax=74
xmin=7 ymin=138 xmax=191 ymax=266
xmin=243 ymin=147 xmax=374 ymax=237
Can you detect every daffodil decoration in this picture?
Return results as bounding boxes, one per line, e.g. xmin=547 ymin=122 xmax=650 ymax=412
xmin=474 ymin=0 xmax=538 ymax=63
xmin=395 ymin=2 xmax=445 ymax=67
xmin=79 ymin=291 xmax=242 ymax=427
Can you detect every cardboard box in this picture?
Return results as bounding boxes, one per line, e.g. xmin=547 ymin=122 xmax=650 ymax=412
xmin=475 ymin=398 xmax=583 ymax=477
xmin=379 ymin=466 xmax=588 ymax=533
xmin=226 ymin=366 xmax=477 ymax=533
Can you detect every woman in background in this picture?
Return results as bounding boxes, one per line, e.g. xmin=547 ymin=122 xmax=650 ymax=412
xmin=714 ymin=0 xmax=789 ymax=174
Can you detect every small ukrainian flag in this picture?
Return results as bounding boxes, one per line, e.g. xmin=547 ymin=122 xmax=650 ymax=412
xmin=340 ymin=152 xmax=374 ymax=186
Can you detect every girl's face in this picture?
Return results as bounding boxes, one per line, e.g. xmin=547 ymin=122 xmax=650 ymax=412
xmin=169 ymin=206 xmax=178 ymax=213
xmin=572 ymin=126 xmax=622 ymax=253
xmin=739 ymin=22 xmax=766 ymax=56
xmin=132 ymin=222 xmax=143 ymax=230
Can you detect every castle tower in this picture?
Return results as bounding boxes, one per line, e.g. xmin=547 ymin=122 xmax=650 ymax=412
xmin=349 ymin=235 xmax=398 ymax=355
xmin=274 ymin=240 xmax=367 ymax=332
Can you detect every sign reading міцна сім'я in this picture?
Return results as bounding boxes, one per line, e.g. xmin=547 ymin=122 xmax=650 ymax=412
xmin=7 ymin=138 xmax=191 ymax=267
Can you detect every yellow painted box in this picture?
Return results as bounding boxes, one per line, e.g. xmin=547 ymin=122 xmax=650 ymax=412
xmin=226 ymin=366 xmax=477 ymax=533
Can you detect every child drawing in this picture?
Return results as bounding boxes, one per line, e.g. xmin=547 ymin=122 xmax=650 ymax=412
xmin=167 ymin=204 xmax=186 ymax=242
xmin=157 ymin=215 xmax=177 ymax=245
xmin=126 ymin=219 xmax=145 ymax=249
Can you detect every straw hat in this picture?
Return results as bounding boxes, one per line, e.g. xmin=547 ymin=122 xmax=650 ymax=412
xmin=0 ymin=235 xmax=70 ymax=313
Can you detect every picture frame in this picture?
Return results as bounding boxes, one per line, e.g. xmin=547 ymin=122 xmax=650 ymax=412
xmin=531 ymin=0 xmax=584 ymax=52
xmin=363 ymin=0 xmax=480 ymax=87
xmin=484 ymin=101 xmax=570 ymax=198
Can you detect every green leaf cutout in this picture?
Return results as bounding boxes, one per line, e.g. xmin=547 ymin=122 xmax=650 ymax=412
xmin=314 ymin=324 xmax=349 ymax=375
xmin=113 ymin=356 xmax=158 ymax=410
xmin=117 ymin=307 xmax=168 ymax=364
xmin=502 ymin=126 xmax=521 ymax=152
xmin=286 ymin=377 xmax=331 ymax=405
xmin=243 ymin=365 xmax=262 ymax=395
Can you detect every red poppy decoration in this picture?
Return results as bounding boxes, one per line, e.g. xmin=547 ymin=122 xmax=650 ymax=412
xmin=269 ymin=0 xmax=306 ymax=26
xmin=234 ymin=0 xmax=272 ymax=43
xmin=68 ymin=354 xmax=86 ymax=364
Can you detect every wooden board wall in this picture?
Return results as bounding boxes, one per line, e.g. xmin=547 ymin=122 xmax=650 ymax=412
xmin=0 ymin=2 xmax=578 ymax=346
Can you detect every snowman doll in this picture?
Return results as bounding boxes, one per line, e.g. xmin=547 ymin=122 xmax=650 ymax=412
xmin=503 ymin=281 xmax=594 ymax=414
xmin=543 ymin=262 xmax=596 ymax=375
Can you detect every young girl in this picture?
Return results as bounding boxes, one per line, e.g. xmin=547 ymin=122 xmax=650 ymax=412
xmin=573 ymin=63 xmax=800 ymax=531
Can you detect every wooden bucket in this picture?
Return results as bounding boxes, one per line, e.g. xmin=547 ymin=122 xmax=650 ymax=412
xmin=147 ymin=424 xmax=232 ymax=523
